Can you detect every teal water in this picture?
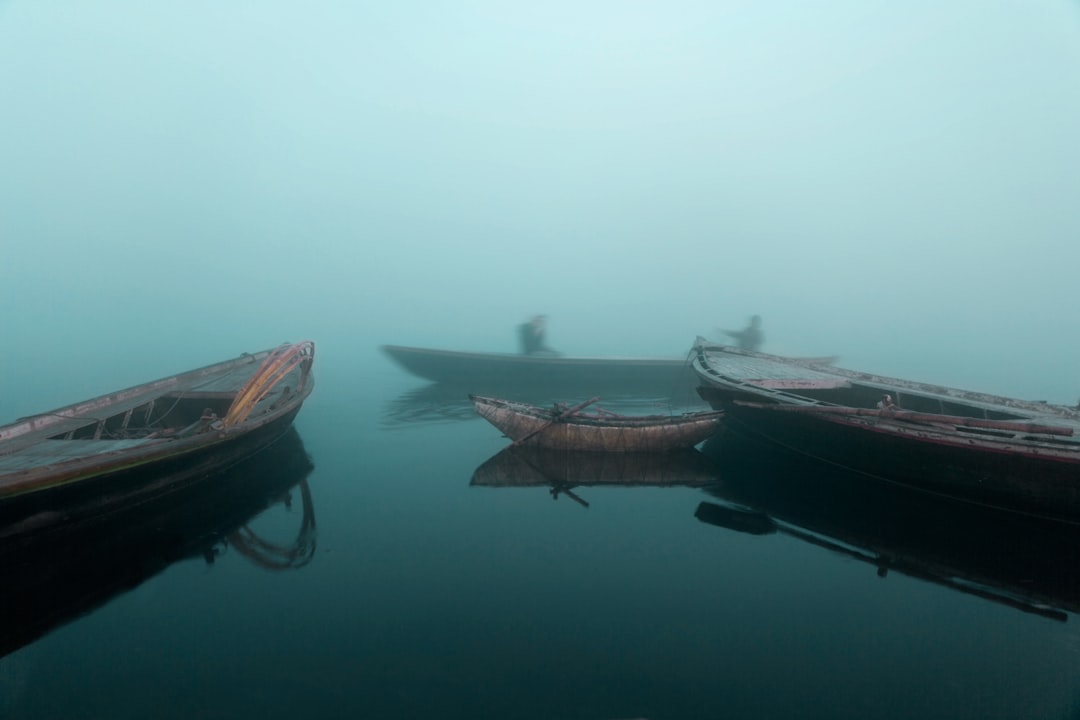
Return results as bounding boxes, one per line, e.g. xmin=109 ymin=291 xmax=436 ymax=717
xmin=3 ymin=346 xmax=1080 ymax=720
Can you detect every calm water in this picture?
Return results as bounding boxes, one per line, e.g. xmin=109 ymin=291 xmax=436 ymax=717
xmin=3 ymin=347 xmax=1080 ymax=720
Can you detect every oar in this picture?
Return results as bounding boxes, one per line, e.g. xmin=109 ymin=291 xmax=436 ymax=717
xmin=511 ymin=396 xmax=601 ymax=447
xmin=550 ymin=483 xmax=590 ymax=508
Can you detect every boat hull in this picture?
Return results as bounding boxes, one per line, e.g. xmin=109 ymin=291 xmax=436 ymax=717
xmin=0 ymin=405 xmax=307 ymax=537
xmin=381 ymin=344 xmax=696 ymax=391
xmin=728 ymin=400 xmax=1076 ymax=513
xmin=697 ymin=429 xmax=1080 ymax=620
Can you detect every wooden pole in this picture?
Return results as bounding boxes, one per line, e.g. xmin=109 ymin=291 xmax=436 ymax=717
xmin=511 ymin=396 xmax=602 ymax=447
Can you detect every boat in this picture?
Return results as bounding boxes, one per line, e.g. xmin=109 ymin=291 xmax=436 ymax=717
xmin=1 ymin=426 xmax=317 ymax=659
xmin=470 ymin=394 xmax=724 ymax=452
xmin=690 ymin=338 xmax=1080 ymax=520
xmin=695 ymin=429 xmax=1080 ymax=621
xmin=0 ymin=341 xmax=315 ymax=526
xmin=471 ymin=445 xmax=717 ymax=507
xmin=381 ymin=344 xmax=698 ymax=393
xmin=382 ymin=381 xmax=705 ymax=428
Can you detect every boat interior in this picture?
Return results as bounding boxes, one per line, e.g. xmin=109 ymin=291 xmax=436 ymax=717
xmin=697 ymin=350 xmax=1070 ymax=422
xmin=51 ymin=393 xmax=238 ymax=441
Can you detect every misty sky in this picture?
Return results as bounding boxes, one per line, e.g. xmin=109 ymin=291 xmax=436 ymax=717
xmin=2 ymin=2 xmax=1079 ymax=403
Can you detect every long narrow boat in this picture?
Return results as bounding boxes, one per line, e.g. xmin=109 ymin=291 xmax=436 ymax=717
xmin=690 ymin=338 xmax=1080 ymax=520
xmin=0 ymin=341 xmax=315 ymax=527
xmin=381 ymin=344 xmax=696 ymax=391
xmin=470 ymin=394 xmax=724 ymax=452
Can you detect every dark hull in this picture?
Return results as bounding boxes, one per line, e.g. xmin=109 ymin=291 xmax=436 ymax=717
xmin=0 ymin=405 xmax=306 ymax=539
xmin=0 ymin=426 xmax=316 ymax=658
xmin=698 ymin=385 xmax=1080 ymax=521
xmin=381 ymin=344 xmax=697 ymax=392
xmin=697 ymin=429 xmax=1080 ymax=619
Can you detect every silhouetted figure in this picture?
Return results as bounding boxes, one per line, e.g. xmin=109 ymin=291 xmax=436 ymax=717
xmin=723 ymin=315 xmax=764 ymax=352
xmin=518 ymin=315 xmax=558 ymax=356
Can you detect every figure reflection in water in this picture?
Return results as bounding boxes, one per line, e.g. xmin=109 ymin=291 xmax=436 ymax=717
xmin=518 ymin=314 xmax=559 ymax=356
xmin=722 ymin=314 xmax=764 ymax=352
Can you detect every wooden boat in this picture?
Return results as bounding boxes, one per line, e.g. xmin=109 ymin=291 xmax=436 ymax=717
xmin=1 ymin=426 xmax=317 ymax=659
xmin=690 ymin=338 xmax=1080 ymax=520
xmin=381 ymin=344 xmax=697 ymax=392
xmin=695 ymin=429 xmax=1080 ymax=621
xmin=470 ymin=394 xmax=724 ymax=452
xmin=471 ymin=445 xmax=717 ymax=507
xmin=382 ymin=382 xmax=706 ymax=428
xmin=0 ymin=341 xmax=315 ymax=524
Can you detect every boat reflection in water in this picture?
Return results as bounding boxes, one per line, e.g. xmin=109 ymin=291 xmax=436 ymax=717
xmin=0 ymin=427 xmax=317 ymax=659
xmin=696 ymin=429 xmax=1080 ymax=621
xmin=384 ymin=379 xmax=706 ymax=429
xmin=471 ymin=445 xmax=718 ymax=507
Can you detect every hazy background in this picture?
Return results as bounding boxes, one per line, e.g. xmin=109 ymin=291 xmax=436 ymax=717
xmin=3 ymin=1 xmax=1079 ymax=416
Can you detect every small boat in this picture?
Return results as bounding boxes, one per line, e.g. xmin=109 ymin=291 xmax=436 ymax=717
xmin=470 ymin=394 xmax=724 ymax=452
xmin=382 ymin=382 xmax=705 ymax=428
xmin=690 ymin=338 xmax=1080 ymax=520
xmin=381 ymin=344 xmax=697 ymax=392
xmin=0 ymin=341 xmax=315 ymax=524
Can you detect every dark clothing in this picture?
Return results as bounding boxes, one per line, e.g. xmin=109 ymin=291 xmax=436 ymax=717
xmin=518 ymin=322 xmax=546 ymax=355
xmin=724 ymin=325 xmax=764 ymax=352
xmin=518 ymin=315 xmax=560 ymax=356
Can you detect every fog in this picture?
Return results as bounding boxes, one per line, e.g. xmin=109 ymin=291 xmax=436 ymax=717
xmin=3 ymin=1 xmax=1079 ymax=412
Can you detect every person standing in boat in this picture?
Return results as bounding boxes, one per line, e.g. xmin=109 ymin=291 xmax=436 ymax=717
xmin=518 ymin=315 xmax=558 ymax=356
xmin=722 ymin=315 xmax=764 ymax=352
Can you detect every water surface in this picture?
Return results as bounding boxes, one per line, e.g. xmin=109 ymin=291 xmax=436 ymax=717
xmin=3 ymin=348 xmax=1080 ymax=720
